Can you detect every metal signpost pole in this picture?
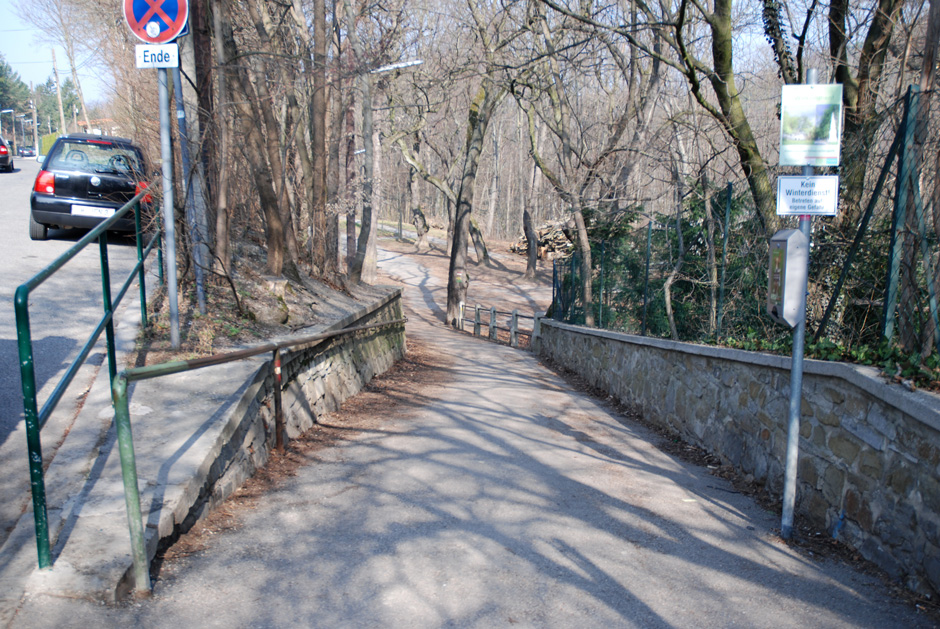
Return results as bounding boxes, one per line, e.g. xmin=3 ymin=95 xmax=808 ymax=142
xmin=158 ymin=67 xmax=181 ymax=348
xmin=172 ymin=65 xmax=207 ymax=315
xmin=125 ymin=0 xmax=188 ymax=352
xmin=781 ymin=68 xmax=818 ymax=540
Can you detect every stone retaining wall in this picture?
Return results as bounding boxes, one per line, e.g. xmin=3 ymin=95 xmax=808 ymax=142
xmin=536 ymin=318 xmax=940 ymax=595
xmin=175 ymin=289 xmax=405 ymax=533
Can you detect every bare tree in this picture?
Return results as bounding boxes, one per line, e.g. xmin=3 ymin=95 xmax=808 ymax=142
xmin=218 ymin=4 xmax=288 ymax=275
xmin=16 ymin=0 xmax=92 ymax=130
xmin=513 ymin=1 xmax=666 ymax=326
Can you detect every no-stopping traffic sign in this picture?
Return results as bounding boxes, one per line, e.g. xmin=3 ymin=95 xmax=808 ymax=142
xmin=124 ymin=0 xmax=189 ymax=44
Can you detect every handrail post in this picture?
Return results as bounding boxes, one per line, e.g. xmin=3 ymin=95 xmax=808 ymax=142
xmin=14 ymin=286 xmax=51 ymax=569
xmin=510 ymin=309 xmax=519 ymax=348
xmin=134 ymin=201 xmax=148 ymax=328
xmin=532 ymin=312 xmax=543 ymax=354
xmin=489 ymin=307 xmax=497 ymax=341
xmin=99 ymin=232 xmax=117 ymax=384
xmin=474 ymin=305 xmax=482 ymax=337
xmin=156 ymin=211 xmax=165 ymax=287
xmin=111 ymin=374 xmax=152 ymax=595
xmin=273 ymin=348 xmax=285 ymax=451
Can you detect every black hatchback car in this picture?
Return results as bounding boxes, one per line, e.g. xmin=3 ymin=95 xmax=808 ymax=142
xmin=0 ymin=136 xmax=12 ymax=172
xmin=30 ymin=134 xmax=152 ymax=240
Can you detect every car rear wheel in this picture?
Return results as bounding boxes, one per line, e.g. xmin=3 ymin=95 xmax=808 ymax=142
xmin=29 ymin=213 xmax=48 ymax=241
xmin=6 ymin=161 xmax=13 ymax=172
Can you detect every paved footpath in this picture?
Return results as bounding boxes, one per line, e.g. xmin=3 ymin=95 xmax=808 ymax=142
xmin=9 ymin=248 xmax=936 ymax=627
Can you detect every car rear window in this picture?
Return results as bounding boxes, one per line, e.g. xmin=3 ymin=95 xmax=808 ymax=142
xmin=47 ymin=140 xmax=143 ymax=174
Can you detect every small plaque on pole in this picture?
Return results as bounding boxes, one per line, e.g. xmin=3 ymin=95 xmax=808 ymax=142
xmin=135 ymin=44 xmax=179 ymax=69
xmin=776 ymin=175 xmax=839 ymax=216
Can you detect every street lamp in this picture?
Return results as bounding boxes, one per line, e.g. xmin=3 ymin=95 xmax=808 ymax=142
xmin=0 ymin=109 xmax=13 ymax=139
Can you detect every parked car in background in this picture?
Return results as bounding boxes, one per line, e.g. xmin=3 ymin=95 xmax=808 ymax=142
xmin=0 ymin=137 xmax=13 ymax=172
xmin=30 ymin=134 xmax=152 ymax=241
xmin=18 ymin=146 xmax=36 ymax=158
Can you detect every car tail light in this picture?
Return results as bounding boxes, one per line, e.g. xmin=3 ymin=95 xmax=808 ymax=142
xmin=136 ymin=182 xmax=153 ymax=204
xmin=0 ymin=144 xmax=7 ymax=155
xmin=34 ymin=170 xmax=55 ymax=195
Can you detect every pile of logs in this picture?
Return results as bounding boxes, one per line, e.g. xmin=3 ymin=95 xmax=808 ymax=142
xmin=509 ymin=222 xmax=574 ymax=259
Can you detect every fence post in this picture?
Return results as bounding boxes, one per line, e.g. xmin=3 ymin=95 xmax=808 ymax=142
xmin=883 ymin=85 xmax=918 ymax=342
xmin=156 ymin=211 xmax=165 ymax=288
xmin=273 ymin=349 xmax=284 ymax=451
xmin=532 ymin=312 xmax=543 ymax=354
xmin=716 ymin=182 xmax=732 ymax=340
xmin=642 ymin=219 xmax=652 ymax=336
xmin=458 ymin=301 xmax=464 ymax=331
xmin=552 ymin=260 xmax=559 ymax=320
xmin=489 ymin=307 xmax=497 ymax=341
xmin=99 ymin=232 xmax=117 ymax=384
xmin=474 ymin=305 xmax=482 ymax=337
xmin=134 ymin=201 xmax=149 ymax=329
xmin=14 ymin=286 xmax=51 ymax=569
xmin=111 ymin=374 xmax=152 ymax=595
xmin=570 ymin=252 xmax=577 ymax=323
xmin=599 ymin=241 xmax=605 ymax=329
xmin=510 ymin=310 xmax=519 ymax=348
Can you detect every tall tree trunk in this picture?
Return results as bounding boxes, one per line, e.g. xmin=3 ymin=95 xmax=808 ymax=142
xmin=344 ymin=0 xmax=376 ymax=284
xmin=220 ymin=5 xmax=286 ymax=275
xmin=922 ymin=0 xmax=940 ymax=95
xmin=212 ymin=0 xmax=230 ymax=276
xmin=408 ymin=133 xmax=429 ymax=251
xmin=345 ymin=71 xmax=357 ymax=272
xmin=572 ymin=208 xmax=594 ymax=327
xmin=523 ymin=208 xmax=537 ymax=280
xmin=485 ymin=169 xmax=498 ymax=238
xmin=212 ymin=0 xmax=232 ymax=276
xmin=703 ymin=0 xmax=777 ymax=236
xmin=326 ymin=0 xmax=344 ymax=275
xmin=312 ymin=0 xmax=329 ymax=275
xmin=469 ymin=219 xmax=491 ymax=266
xmin=248 ymin=54 xmax=299 ymax=264
xmin=523 ymin=144 xmax=539 ymax=280
xmin=446 ymin=82 xmax=504 ymax=325
xmin=64 ymin=47 xmax=91 ymax=130
xmin=51 ymin=49 xmax=67 ymax=134
xmin=922 ymin=0 xmax=940 ymax=246
xmin=245 ymin=0 xmax=302 ymax=271
xmin=445 ymin=195 xmax=455 ymax=255
xmin=830 ymin=0 xmax=903 ymax=230
xmin=485 ymin=126 xmax=499 ymax=236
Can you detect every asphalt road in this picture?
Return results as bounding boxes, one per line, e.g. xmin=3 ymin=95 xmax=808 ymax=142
xmin=7 ymin=244 xmax=935 ymax=628
xmin=0 ymin=157 xmax=145 ymax=544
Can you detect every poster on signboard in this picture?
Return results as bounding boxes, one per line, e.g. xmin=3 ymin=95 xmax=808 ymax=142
xmin=779 ymin=84 xmax=843 ymax=167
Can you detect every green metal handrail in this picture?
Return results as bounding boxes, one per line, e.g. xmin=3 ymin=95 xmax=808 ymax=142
xmin=111 ymin=317 xmax=406 ymax=595
xmin=15 ymin=189 xmax=161 ymax=570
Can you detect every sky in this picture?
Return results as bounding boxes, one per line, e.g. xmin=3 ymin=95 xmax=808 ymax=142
xmin=0 ymin=0 xmax=105 ymax=104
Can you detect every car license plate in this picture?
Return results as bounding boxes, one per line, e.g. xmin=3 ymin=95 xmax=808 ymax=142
xmin=71 ymin=205 xmax=115 ymax=218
